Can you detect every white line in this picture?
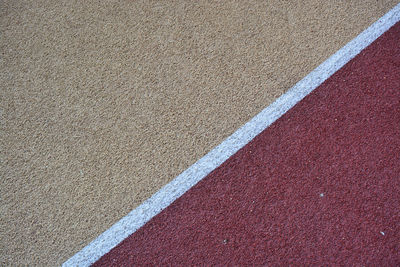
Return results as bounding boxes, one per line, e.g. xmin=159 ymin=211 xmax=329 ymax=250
xmin=63 ymin=4 xmax=400 ymax=267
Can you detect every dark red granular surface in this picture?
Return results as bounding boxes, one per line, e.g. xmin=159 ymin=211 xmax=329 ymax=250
xmin=94 ymin=22 xmax=400 ymax=266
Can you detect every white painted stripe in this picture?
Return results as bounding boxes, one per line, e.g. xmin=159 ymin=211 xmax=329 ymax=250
xmin=63 ymin=4 xmax=400 ymax=266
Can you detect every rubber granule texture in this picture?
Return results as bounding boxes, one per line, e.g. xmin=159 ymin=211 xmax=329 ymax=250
xmin=94 ymin=22 xmax=400 ymax=266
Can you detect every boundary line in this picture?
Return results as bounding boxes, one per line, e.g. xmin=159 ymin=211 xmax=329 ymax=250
xmin=63 ymin=4 xmax=400 ymax=266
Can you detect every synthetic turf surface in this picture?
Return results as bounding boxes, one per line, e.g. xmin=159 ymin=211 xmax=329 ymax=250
xmin=93 ymin=22 xmax=400 ymax=266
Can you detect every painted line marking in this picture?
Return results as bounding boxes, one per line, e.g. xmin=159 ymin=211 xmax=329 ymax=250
xmin=63 ymin=4 xmax=400 ymax=266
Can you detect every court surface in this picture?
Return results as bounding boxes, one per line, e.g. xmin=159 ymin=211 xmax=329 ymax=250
xmin=92 ymin=19 xmax=400 ymax=267
xmin=1 ymin=1 xmax=399 ymax=266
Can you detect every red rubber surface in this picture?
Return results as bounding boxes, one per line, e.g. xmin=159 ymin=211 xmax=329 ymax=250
xmin=94 ymin=22 xmax=400 ymax=266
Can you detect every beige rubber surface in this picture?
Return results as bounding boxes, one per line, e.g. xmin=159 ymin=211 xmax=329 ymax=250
xmin=1 ymin=1 xmax=398 ymax=265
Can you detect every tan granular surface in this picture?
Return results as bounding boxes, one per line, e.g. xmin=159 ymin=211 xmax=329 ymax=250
xmin=1 ymin=1 xmax=398 ymax=265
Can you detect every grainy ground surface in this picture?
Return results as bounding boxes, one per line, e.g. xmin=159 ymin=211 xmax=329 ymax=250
xmin=94 ymin=21 xmax=400 ymax=266
xmin=1 ymin=1 xmax=398 ymax=265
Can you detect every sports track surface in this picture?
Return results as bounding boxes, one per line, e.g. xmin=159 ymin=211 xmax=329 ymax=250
xmin=91 ymin=18 xmax=400 ymax=266
xmin=1 ymin=1 xmax=399 ymax=266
